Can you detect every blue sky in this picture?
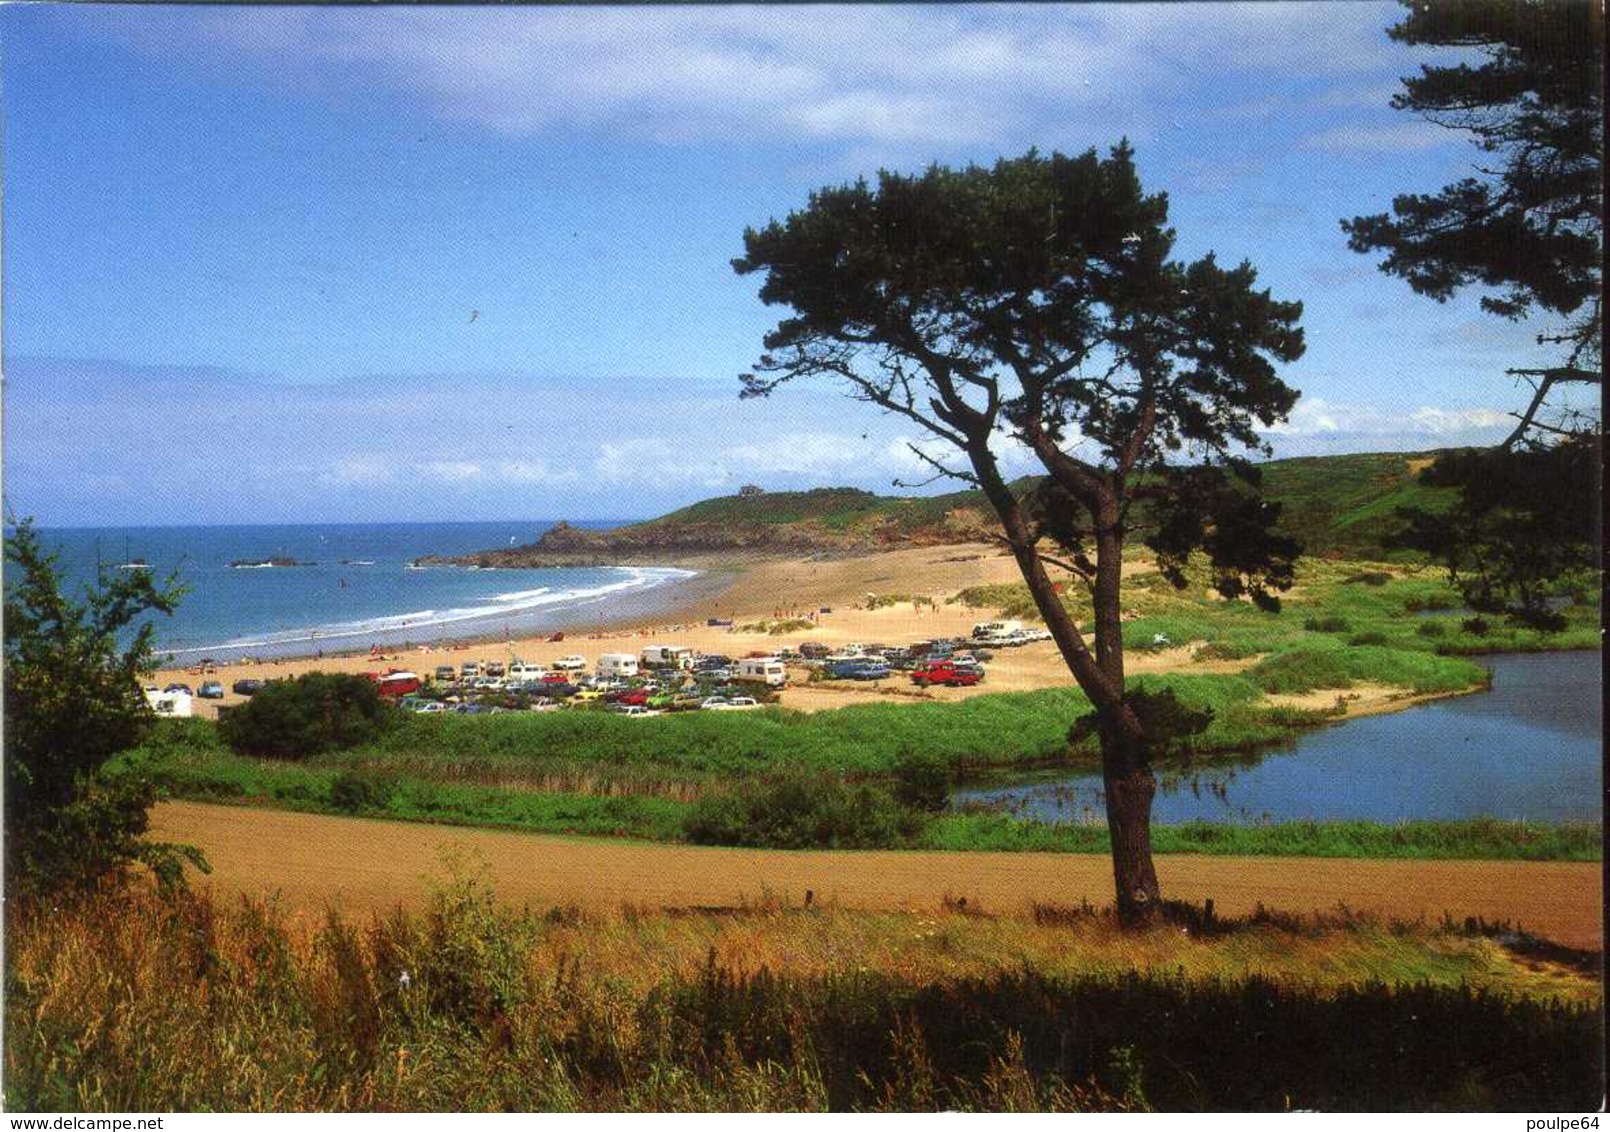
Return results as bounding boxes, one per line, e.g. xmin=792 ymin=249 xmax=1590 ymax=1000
xmin=1 ymin=3 xmax=1573 ymax=525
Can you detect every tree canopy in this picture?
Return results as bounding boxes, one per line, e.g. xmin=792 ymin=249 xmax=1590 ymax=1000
xmin=3 ymin=520 xmax=207 ymax=894
xmin=734 ymin=144 xmax=1306 ymax=919
xmin=1342 ymin=0 xmax=1603 ymax=441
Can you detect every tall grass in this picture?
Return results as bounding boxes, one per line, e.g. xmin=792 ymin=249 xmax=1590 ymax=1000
xmin=5 ymin=884 xmax=1599 ymax=1111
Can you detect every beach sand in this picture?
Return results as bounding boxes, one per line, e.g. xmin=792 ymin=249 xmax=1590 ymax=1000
xmin=151 ymin=541 xmax=1433 ymax=720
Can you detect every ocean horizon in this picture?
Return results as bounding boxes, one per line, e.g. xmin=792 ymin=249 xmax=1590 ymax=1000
xmin=17 ymin=520 xmax=705 ymax=662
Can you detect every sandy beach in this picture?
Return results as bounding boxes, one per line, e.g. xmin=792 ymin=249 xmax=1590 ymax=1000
xmin=153 ymin=541 xmax=1465 ymax=721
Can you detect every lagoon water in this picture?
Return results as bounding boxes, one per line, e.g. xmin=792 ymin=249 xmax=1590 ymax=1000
xmin=27 ymin=522 xmax=692 ymax=662
xmin=953 ymin=651 xmax=1602 ymax=824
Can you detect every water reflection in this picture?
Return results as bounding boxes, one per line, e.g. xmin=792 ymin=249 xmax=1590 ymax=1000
xmin=952 ymin=651 xmax=1601 ymax=825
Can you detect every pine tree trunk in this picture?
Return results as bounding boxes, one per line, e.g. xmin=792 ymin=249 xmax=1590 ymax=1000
xmin=1102 ymin=754 xmax=1162 ymax=924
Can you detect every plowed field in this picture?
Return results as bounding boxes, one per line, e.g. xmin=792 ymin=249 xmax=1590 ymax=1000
xmin=152 ymin=801 xmax=1603 ymax=949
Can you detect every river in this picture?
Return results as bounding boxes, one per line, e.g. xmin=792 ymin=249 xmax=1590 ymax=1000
xmin=951 ymin=651 xmax=1602 ymax=824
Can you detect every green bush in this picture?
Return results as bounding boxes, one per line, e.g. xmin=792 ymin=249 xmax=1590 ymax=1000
xmin=892 ymin=751 xmax=951 ymax=813
xmin=683 ymin=774 xmax=922 ymax=848
xmin=1416 ymin=621 xmax=1447 ymax=638
xmin=3 ymin=520 xmax=206 ymax=895
xmin=1302 ymin=615 xmax=1351 ymax=633
xmin=219 ymin=673 xmax=395 ymax=760
xmin=1247 ymin=649 xmax=1354 ymax=694
xmin=1194 ymin=641 xmax=1258 ymax=662
xmin=329 ymin=769 xmax=397 ymax=813
xmin=1347 ymin=632 xmax=1390 ymax=647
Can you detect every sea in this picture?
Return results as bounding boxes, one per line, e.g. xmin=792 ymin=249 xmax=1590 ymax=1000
xmin=22 ymin=522 xmax=697 ymax=663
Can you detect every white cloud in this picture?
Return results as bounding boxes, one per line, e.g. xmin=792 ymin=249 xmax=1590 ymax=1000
xmin=118 ymin=5 xmax=1403 ymax=156
xmin=1303 ymin=121 xmax=1452 ymax=154
xmin=595 ymin=438 xmax=729 ymax=487
xmin=415 ymin=460 xmax=484 ymax=483
xmin=723 ymin=432 xmax=863 ymax=476
xmin=496 ymin=459 xmax=580 ymax=485
xmin=1263 ymin=397 xmax=1511 ymax=438
xmin=318 ymin=456 xmax=395 ymax=486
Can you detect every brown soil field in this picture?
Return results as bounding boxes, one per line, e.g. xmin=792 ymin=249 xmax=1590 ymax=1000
xmin=152 ymin=801 xmax=1604 ymax=949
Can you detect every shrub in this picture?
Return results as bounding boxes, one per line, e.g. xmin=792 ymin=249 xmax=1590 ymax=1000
xmin=893 ymin=751 xmax=951 ymax=813
xmin=683 ymin=774 xmax=922 ymax=848
xmin=1246 ymin=649 xmax=1353 ymax=694
xmin=1302 ymin=616 xmax=1351 ymax=633
xmin=3 ymin=519 xmax=206 ymax=895
xmin=1194 ymin=641 xmax=1257 ymax=662
xmin=329 ymin=769 xmax=397 ymax=813
xmin=1462 ymin=617 xmax=1491 ymax=636
xmin=1416 ymin=621 xmax=1447 ymax=638
xmin=219 ymin=673 xmax=394 ymax=760
xmin=1347 ymin=632 xmax=1390 ymax=647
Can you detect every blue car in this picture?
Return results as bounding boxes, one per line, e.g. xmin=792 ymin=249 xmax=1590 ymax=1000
xmin=828 ymin=659 xmax=890 ymax=680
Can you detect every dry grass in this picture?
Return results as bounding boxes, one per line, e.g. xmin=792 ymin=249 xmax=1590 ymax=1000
xmin=5 ymin=869 xmax=1598 ymax=1112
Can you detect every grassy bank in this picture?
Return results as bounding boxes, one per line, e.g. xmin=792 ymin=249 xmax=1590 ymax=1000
xmin=131 ymin=658 xmax=1479 ymax=795
xmin=921 ymin=815 xmax=1604 ymax=861
xmin=957 ymin=555 xmax=1596 ymax=661
xmin=5 ymin=880 xmax=1599 ymax=1111
xmin=130 ymin=727 xmax=1601 ymax=860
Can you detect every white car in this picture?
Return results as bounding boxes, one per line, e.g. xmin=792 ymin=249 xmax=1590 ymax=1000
xmin=703 ymin=696 xmax=760 ymax=711
xmin=552 ymin=655 xmax=588 ymax=670
xmin=414 ymin=701 xmax=449 ymax=714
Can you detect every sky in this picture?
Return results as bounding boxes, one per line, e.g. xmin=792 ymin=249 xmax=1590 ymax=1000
xmin=0 ymin=3 xmax=1575 ymax=526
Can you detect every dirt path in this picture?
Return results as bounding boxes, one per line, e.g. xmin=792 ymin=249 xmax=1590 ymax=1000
xmin=152 ymin=802 xmax=1603 ymax=949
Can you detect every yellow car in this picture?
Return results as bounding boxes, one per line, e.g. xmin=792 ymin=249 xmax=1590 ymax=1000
xmin=569 ymin=689 xmax=603 ymax=704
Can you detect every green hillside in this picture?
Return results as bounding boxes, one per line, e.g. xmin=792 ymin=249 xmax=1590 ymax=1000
xmin=428 ymin=450 xmax=1463 ymax=566
xmin=641 ymin=450 xmax=1458 ymax=558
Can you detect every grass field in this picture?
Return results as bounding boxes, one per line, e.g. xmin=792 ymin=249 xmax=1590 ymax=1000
xmin=6 ymin=869 xmax=1599 ymax=1111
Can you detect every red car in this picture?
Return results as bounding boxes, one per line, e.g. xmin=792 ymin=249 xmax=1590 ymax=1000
xmin=616 ymin=688 xmax=651 ymax=706
xmin=911 ymin=660 xmax=983 ymax=688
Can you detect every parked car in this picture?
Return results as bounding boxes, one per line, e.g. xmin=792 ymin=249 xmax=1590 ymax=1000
xmin=197 ymin=681 xmax=225 ymax=699
xmin=911 ymin=659 xmax=984 ymax=687
xmin=827 ymin=658 xmax=889 ymax=680
xmin=434 ymin=665 xmax=458 ymax=682
xmin=552 ymin=655 xmax=588 ymax=670
xmin=231 ymin=678 xmax=265 ymax=696
xmin=163 ymin=682 xmax=193 ymax=695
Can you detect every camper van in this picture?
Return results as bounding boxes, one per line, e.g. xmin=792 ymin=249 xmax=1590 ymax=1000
xmin=372 ymin=670 xmax=423 ymax=697
xmin=972 ymin=620 xmax=1025 ymax=640
xmin=641 ymin=645 xmax=694 ymax=670
xmin=596 ymin=653 xmax=640 ymax=679
xmin=735 ymin=657 xmax=788 ymax=687
xmin=144 ymin=688 xmax=194 ymax=717
xmin=507 ymin=660 xmax=546 ymax=682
